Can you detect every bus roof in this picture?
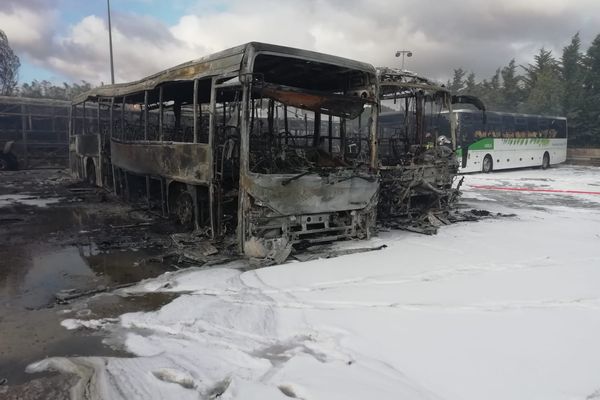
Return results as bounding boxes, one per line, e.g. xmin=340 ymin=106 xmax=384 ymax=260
xmin=73 ymin=42 xmax=376 ymax=104
xmin=453 ymin=108 xmax=567 ymax=121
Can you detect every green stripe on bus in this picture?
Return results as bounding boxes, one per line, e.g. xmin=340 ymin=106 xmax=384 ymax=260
xmin=468 ymin=138 xmax=494 ymax=150
xmin=500 ymin=138 xmax=551 ymax=146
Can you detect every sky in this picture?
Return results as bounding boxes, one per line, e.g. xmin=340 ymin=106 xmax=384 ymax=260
xmin=2 ymin=0 xmax=600 ymax=86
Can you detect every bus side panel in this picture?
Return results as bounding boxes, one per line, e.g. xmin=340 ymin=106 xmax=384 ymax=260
xmin=460 ymin=138 xmax=568 ymax=172
xmin=111 ymin=140 xmax=212 ymax=185
xmin=550 ymin=138 xmax=568 ymax=164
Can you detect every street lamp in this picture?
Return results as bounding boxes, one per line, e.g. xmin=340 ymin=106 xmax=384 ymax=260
xmin=107 ymin=0 xmax=115 ymax=84
xmin=395 ymin=50 xmax=413 ymax=70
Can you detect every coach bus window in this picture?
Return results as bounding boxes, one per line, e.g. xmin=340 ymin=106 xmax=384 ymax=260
xmin=515 ymin=117 xmax=527 ymax=136
xmin=120 ymin=94 xmax=144 ymax=141
xmin=159 ymin=81 xmax=192 ymax=143
xmin=501 ymin=116 xmax=514 ymax=137
xmin=554 ymin=119 xmax=567 ymax=138
xmin=73 ymin=103 xmax=84 ymax=135
xmin=195 ymin=79 xmax=211 ymax=144
xmin=527 ymin=117 xmax=539 ymax=133
xmin=146 ymin=88 xmax=161 ymax=141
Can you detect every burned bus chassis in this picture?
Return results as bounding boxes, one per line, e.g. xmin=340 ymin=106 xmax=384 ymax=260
xmin=378 ymin=148 xmax=461 ymax=232
xmin=376 ymin=68 xmax=471 ymax=233
xmin=241 ymin=168 xmax=378 ymax=257
xmin=69 ymin=43 xmax=380 ymax=259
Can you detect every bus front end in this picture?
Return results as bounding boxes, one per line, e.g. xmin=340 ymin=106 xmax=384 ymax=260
xmin=237 ymin=45 xmax=379 ymax=258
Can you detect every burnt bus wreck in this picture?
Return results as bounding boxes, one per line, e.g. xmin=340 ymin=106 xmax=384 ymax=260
xmin=70 ymin=42 xmax=379 ymax=257
xmin=376 ymin=68 xmax=485 ymax=234
xmin=1 ymin=96 xmax=70 ymax=170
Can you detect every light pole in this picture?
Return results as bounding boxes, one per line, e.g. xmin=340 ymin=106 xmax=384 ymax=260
xmin=395 ymin=50 xmax=413 ymax=70
xmin=107 ymin=0 xmax=115 ymax=84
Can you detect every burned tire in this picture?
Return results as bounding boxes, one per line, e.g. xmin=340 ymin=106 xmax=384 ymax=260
xmin=6 ymin=153 xmax=18 ymax=170
xmin=174 ymin=192 xmax=194 ymax=227
xmin=482 ymin=154 xmax=493 ymax=173
xmin=542 ymin=152 xmax=550 ymax=170
xmin=0 ymin=154 xmax=18 ymax=171
xmin=0 ymin=155 xmax=9 ymax=171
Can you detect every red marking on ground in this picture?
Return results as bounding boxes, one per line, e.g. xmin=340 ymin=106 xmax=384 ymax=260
xmin=469 ymin=184 xmax=600 ymax=195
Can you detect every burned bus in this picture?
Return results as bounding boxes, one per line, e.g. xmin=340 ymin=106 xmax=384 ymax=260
xmin=376 ymin=68 xmax=484 ymax=232
xmin=0 ymin=96 xmax=70 ymax=170
xmin=70 ymin=42 xmax=379 ymax=256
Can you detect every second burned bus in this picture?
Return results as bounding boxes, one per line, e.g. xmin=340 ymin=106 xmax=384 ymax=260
xmin=70 ymin=42 xmax=379 ymax=256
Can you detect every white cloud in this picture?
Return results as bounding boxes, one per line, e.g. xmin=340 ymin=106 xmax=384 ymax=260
xmin=3 ymin=0 xmax=600 ymax=85
xmin=0 ymin=6 xmax=56 ymax=53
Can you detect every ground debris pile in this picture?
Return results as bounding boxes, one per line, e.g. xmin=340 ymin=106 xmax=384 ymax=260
xmin=381 ymin=207 xmax=517 ymax=235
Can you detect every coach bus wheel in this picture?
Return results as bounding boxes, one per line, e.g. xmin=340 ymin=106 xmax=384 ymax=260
xmin=175 ymin=192 xmax=194 ymax=227
xmin=542 ymin=152 xmax=550 ymax=170
xmin=482 ymin=154 xmax=493 ymax=173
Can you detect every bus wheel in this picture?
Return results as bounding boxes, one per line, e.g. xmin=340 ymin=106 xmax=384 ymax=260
xmin=0 ymin=155 xmax=9 ymax=171
xmin=542 ymin=152 xmax=550 ymax=169
xmin=174 ymin=192 xmax=194 ymax=227
xmin=482 ymin=154 xmax=493 ymax=173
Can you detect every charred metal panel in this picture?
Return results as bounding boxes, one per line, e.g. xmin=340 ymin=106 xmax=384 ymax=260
xmin=75 ymin=134 xmax=100 ymax=157
xmin=375 ymin=67 xmax=474 ymax=233
xmin=240 ymin=171 xmax=377 ymax=254
xmin=111 ymin=139 xmax=211 ymax=184
xmin=377 ymin=148 xmax=461 ymax=227
xmin=242 ymin=172 xmax=378 ymax=216
xmin=74 ymin=42 xmax=377 ymax=105
xmin=258 ymin=84 xmax=370 ymax=119
xmin=74 ymin=49 xmax=246 ymax=103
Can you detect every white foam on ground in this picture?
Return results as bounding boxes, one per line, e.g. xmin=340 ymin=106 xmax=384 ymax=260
xmin=32 ymin=165 xmax=600 ymax=400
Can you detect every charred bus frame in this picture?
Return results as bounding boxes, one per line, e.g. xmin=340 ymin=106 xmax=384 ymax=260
xmin=376 ymin=68 xmax=484 ymax=228
xmin=0 ymin=96 xmax=70 ymax=170
xmin=70 ymin=42 xmax=379 ymax=255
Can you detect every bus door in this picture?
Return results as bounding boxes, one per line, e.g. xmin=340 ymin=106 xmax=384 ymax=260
xmin=211 ymin=78 xmax=243 ymax=238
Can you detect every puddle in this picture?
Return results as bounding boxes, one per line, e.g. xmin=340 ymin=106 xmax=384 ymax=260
xmin=0 ymin=170 xmax=187 ymax=388
xmin=0 ymin=238 xmax=177 ymax=386
xmin=0 ymin=292 xmax=176 ymax=386
xmin=1 ymin=244 xmax=170 ymax=310
xmin=0 ymin=194 xmax=62 ymax=208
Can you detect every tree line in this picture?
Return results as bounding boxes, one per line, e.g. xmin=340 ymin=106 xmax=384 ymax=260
xmin=447 ymin=33 xmax=600 ymax=147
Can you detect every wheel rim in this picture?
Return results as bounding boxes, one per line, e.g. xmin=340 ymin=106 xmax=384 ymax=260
xmin=483 ymin=157 xmax=491 ymax=172
xmin=543 ymin=154 xmax=549 ymax=168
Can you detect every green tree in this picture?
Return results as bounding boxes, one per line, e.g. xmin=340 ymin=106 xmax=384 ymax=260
xmin=463 ymin=72 xmax=478 ymax=95
xmin=479 ymin=69 xmax=503 ymax=110
xmin=521 ymin=48 xmax=562 ymax=114
xmin=522 ymin=68 xmax=564 ymax=115
xmin=561 ymin=33 xmax=585 ymax=143
xmin=521 ymin=48 xmax=560 ymax=93
xmin=19 ymin=80 xmax=92 ymax=100
xmin=0 ymin=30 xmax=20 ymax=96
xmin=448 ymin=68 xmax=466 ymax=93
xmin=499 ymin=59 xmax=523 ymax=112
xmin=580 ymin=34 xmax=600 ymax=146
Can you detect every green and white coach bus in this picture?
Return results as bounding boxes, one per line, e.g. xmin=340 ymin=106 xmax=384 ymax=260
xmin=455 ymin=109 xmax=567 ymax=173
